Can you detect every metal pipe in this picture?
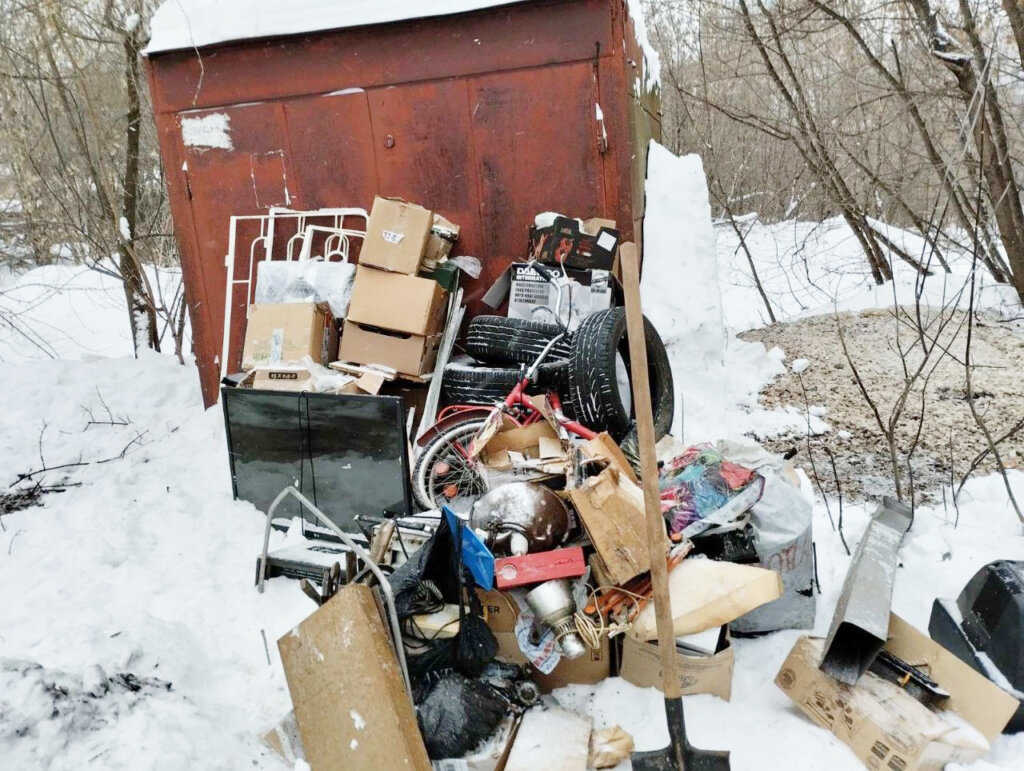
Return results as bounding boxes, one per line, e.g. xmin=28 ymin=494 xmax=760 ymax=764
xmin=257 ymin=485 xmax=413 ymax=697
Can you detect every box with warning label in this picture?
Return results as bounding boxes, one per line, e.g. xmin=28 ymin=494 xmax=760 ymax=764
xmin=507 ymin=262 xmax=613 ymax=331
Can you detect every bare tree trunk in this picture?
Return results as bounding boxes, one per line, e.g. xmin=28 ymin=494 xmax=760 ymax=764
xmin=120 ymin=22 xmax=159 ymax=352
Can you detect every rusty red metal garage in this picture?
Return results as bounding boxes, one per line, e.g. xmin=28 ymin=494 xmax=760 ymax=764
xmin=145 ymin=0 xmax=660 ymax=406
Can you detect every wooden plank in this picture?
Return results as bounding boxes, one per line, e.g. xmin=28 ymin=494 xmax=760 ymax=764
xmin=621 ymin=243 xmax=679 ymax=698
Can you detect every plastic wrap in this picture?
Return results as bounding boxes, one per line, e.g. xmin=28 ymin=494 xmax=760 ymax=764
xmin=254 ymin=259 xmax=356 ymax=318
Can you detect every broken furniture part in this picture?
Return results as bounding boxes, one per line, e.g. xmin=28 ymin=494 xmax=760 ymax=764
xmin=929 ymin=559 xmax=1024 ymax=732
xmin=505 ymin=706 xmax=592 ymax=771
xmin=620 ymin=246 xmax=731 ymax=771
xmin=627 ymin=558 xmax=783 ymax=641
xmin=470 ymin=482 xmax=572 ymax=556
xmin=278 ymin=584 xmax=431 ymax=771
xmin=223 ymin=388 xmax=413 ymax=533
xmin=776 ymin=615 xmax=1019 ymax=771
xmin=257 ymin=485 xmax=411 ymax=697
xmin=253 ymin=540 xmax=359 ymax=585
xmin=867 ymin=650 xmax=950 ymax=707
xmin=494 ymin=546 xmax=586 ymax=589
xmin=524 ymin=580 xmax=587 ymax=660
xmin=820 ymin=496 xmax=913 ymax=685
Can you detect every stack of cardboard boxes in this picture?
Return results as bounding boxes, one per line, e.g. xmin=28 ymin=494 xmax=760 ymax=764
xmin=339 ymin=197 xmax=452 ymax=378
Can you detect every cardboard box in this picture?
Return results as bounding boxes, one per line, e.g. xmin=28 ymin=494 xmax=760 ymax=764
xmin=241 ymin=302 xmax=337 ymax=371
xmin=251 ymin=366 xmax=313 ymax=392
xmin=527 ymin=216 xmax=620 ymax=271
xmin=478 ymin=589 xmax=611 ymax=692
xmin=621 ymin=629 xmax=734 ymax=701
xmin=347 ymin=266 xmax=448 ymax=337
xmin=361 ymin=196 xmax=433 ymax=274
xmin=423 ymin=212 xmax=460 ymax=269
xmin=278 ymin=584 xmax=431 ymax=771
xmin=567 ymin=467 xmax=650 ymax=585
xmin=507 ymin=262 xmax=613 ymax=332
xmin=339 ymin=319 xmax=440 ymax=377
xmin=775 ymin=615 xmax=1019 ymax=771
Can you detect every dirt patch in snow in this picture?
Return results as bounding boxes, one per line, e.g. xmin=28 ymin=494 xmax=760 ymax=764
xmin=741 ymin=308 xmax=1024 ymax=503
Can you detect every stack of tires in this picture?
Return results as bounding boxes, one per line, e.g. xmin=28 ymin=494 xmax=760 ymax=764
xmin=441 ymin=308 xmax=675 ymax=442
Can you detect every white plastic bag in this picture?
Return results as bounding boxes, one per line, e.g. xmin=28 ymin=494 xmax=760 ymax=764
xmin=255 ymin=259 xmax=356 ymax=319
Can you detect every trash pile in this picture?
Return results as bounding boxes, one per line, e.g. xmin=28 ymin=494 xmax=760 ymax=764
xmin=220 ymin=199 xmax=1023 ymax=771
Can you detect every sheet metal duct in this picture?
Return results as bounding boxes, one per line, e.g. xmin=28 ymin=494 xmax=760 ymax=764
xmin=820 ymin=496 xmax=912 ymax=684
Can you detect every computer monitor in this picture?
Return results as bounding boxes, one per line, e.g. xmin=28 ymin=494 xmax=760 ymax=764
xmin=222 ymin=388 xmax=413 ymax=532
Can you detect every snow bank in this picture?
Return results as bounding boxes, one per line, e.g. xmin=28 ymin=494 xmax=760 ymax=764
xmin=145 ymin=0 xmax=527 ymax=54
xmin=642 ymin=141 xmax=787 ymax=443
xmin=0 ymin=264 xmax=188 ymax=362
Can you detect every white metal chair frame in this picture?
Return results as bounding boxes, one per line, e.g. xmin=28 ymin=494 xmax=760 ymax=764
xmin=220 ymin=207 xmax=369 ymax=380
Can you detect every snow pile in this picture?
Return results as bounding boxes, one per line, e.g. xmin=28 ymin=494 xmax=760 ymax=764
xmin=717 ymin=215 xmax=1022 ymax=332
xmin=642 ymin=141 xmax=788 ymax=443
xmin=0 ymin=355 xmax=309 ymax=769
xmin=145 ymin=0 xmax=527 ymax=54
xmin=0 ymin=264 xmax=186 ymax=362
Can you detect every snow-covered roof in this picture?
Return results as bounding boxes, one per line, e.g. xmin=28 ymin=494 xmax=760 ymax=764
xmin=144 ymin=0 xmax=528 ymax=55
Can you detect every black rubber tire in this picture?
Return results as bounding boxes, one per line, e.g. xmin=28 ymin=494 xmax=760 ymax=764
xmin=566 ymin=308 xmax=674 ymax=441
xmin=465 ymin=315 xmax=572 ymax=366
xmin=441 ymin=360 xmax=570 ymax=405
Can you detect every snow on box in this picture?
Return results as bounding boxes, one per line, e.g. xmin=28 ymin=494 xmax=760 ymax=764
xmin=145 ymin=0 xmax=528 ymax=54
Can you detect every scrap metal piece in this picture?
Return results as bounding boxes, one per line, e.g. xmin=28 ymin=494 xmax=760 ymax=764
xmin=820 ymin=496 xmax=912 ymax=685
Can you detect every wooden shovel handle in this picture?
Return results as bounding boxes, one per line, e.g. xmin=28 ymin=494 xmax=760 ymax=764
xmin=620 ymin=247 xmax=681 ymax=700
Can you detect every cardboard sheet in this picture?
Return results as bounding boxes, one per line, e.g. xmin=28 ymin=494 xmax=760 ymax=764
xmin=628 ymin=558 xmax=783 ymax=641
xmin=278 ymin=585 xmax=430 ymax=771
xmin=567 ymin=467 xmax=650 ymax=585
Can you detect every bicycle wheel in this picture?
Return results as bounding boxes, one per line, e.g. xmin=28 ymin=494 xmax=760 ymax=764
xmin=412 ymin=416 xmax=490 ymax=512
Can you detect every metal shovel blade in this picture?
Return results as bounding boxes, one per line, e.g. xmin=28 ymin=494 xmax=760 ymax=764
xmin=631 ymin=698 xmax=731 ymax=771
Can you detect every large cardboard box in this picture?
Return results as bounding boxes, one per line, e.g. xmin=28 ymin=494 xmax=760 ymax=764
xmin=478 ymin=588 xmax=610 ymax=692
xmin=338 ymin=319 xmax=440 ymax=376
xmin=361 ymin=196 xmax=433 ymax=274
xmin=775 ymin=615 xmax=1019 ymax=771
xmin=241 ymin=302 xmax=337 ymax=371
xmin=347 ymin=266 xmax=448 ymax=337
xmin=278 ymin=584 xmax=431 ymax=771
xmin=620 ymin=629 xmax=734 ymax=701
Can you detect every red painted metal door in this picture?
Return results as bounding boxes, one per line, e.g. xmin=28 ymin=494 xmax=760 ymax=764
xmin=469 ymin=61 xmax=608 ymax=292
xmin=181 ymin=101 xmax=298 ymax=375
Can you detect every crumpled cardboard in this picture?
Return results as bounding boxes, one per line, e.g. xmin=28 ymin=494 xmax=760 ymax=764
xmin=567 ymin=466 xmax=650 ymax=585
xmin=776 ymin=615 xmax=1019 ymax=771
xmin=505 ymin=706 xmax=592 ymax=771
xmin=628 ymin=557 xmax=783 ymax=640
